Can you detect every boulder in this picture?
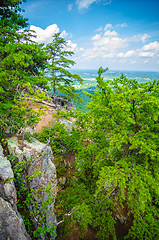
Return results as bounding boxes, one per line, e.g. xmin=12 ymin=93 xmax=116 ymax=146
xmin=0 ymin=197 xmax=31 ymax=240
xmin=0 ymin=144 xmax=31 ymax=239
xmin=7 ymin=136 xmax=57 ymax=240
xmin=0 ymin=144 xmax=16 ymax=209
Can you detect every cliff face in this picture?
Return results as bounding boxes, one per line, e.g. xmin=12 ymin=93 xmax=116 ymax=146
xmin=0 ymin=144 xmax=31 ymax=240
xmin=0 ymin=136 xmax=57 ymax=240
xmin=0 ymin=94 xmax=75 ymax=239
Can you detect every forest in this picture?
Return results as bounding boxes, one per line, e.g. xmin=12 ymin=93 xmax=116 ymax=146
xmin=0 ymin=0 xmax=159 ymax=240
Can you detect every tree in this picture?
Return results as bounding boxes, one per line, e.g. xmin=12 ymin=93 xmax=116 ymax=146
xmin=45 ymin=33 xmax=83 ymax=100
xmin=49 ymin=68 xmax=159 ymax=239
xmin=0 ymin=0 xmax=47 ymax=134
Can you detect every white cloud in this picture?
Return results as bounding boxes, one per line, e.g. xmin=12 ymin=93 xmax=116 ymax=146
xmin=76 ymin=0 xmax=112 ymax=10
xmin=128 ymin=34 xmax=150 ymax=44
xmin=103 ymin=52 xmax=115 ymax=58
xmin=104 ymin=23 xmax=112 ymax=31
xmin=117 ymin=50 xmax=136 ymax=58
xmin=67 ymin=40 xmax=77 ymax=52
xmin=73 ymin=24 xmax=159 ymax=70
xmin=79 ymin=47 xmax=85 ymax=51
xmin=104 ymin=30 xmax=118 ymax=37
xmin=80 ymin=28 xmax=127 ymax=62
xmin=30 ymin=24 xmax=59 ymax=44
xmin=76 ymin=0 xmax=97 ymax=9
xmin=92 ymin=34 xmax=101 ymax=40
xmin=138 ymin=51 xmax=154 ymax=57
xmin=116 ymin=23 xmax=128 ymax=28
xmin=141 ymin=34 xmax=150 ymax=43
xmin=96 ymin=26 xmax=102 ymax=32
xmin=60 ymin=30 xmax=68 ymax=38
xmin=29 ymin=24 xmax=77 ymax=54
xmin=68 ymin=3 xmax=73 ymax=11
xmin=93 ymin=36 xmax=126 ymax=50
xmin=136 ymin=41 xmax=159 ymax=59
xmin=141 ymin=41 xmax=159 ymax=51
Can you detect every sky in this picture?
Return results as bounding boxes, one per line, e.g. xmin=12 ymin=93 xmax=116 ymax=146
xmin=21 ymin=0 xmax=159 ymax=71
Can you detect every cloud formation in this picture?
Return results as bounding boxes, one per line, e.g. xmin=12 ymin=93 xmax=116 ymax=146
xmin=138 ymin=51 xmax=154 ymax=57
xmin=141 ymin=41 xmax=159 ymax=51
xmin=29 ymin=24 xmax=78 ymax=55
xmin=76 ymin=23 xmax=159 ymax=70
xmin=29 ymin=23 xmax=159 ymax=71
xmin=141 ymin=33 xmax=150 ymax=43
xmin=104 ymin=23 xmax=112 ymax=31
xmin=104 ymin=30 xmax=118 ymax=37
xmin=67 ymin=40 xmax=77 ymax=52
xmin=81 ymin=29 xmax=127 ymax=62
xmin=116 ymin=23 xmax=128 ymax=28
xmin=92 ymin=34 xmax=101 ymax=40
xmin=68 ymin=3 xmax=73 ymax=11
xmin=117 ymin=50 xmax=136 ymax=58
xmin=30 ymin=24 xmax=59 ymax=44
xmin=92 ymin=32 xmax=126 ymax=50
xmin=76 ymin=0 xmax=112 ymax=10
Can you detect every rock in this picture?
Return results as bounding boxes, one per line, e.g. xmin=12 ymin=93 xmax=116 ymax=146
xmin=59 ymin=117 xmax=75 ymax=132
xmin=7 ymin=136 xmax=57 ymax=240
xmin=0 ymin=197 xmax=31 ymax=240
xmin=0 ymin=144 xmax=31 ymax=239
xmin=58 ymin=176 xmax=67 ymax=186
xmin=116 ymin=214 xmax=127 ymax=224
xmin=0 ymin=144 xmax=17 ymax=209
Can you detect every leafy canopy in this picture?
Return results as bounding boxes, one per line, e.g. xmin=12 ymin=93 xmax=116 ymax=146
xmin=0 ymin=0 xmax=47 ymax=133
xmin=46 ymin=68 xmax=159 ymax=239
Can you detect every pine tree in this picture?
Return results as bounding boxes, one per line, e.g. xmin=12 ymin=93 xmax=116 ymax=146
xmin=45 ymin=33 xmax=83 ymax=100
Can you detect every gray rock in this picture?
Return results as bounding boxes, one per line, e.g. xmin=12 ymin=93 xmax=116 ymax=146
xmin=7 ymin=136 xmax=57 ymax=240
xmin=0 ymin=197 xmax=31 ymax=240
xmin=0 ymin=144 xmax=31 ymax=239
xmin=0 ymin=145 xmax=17 ymax=209
xmin=59 ymin=117 xmax=75 ymax=132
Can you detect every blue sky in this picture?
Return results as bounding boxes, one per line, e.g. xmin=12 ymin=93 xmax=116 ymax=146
xmin=22 ymin=0 xmax=159 ymax=71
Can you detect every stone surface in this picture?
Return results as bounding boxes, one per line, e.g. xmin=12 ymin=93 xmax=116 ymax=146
xmin=58 ymin=176 xmax=67 ymax=186
xmin=59 ymin=117 xmax=76 ymax=132
xmin=0 ymin=144 xmax=31 ymax=239
xmin=7 ymin=136 xmax=57 ymax=240
xmin=0 ymin=197 xmax=31 ymax=240
xmin=0 ymin=144 xmax=17 ymax=209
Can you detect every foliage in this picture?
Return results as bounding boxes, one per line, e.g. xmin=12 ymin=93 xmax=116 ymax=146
xmin=33 ymin=119 xmax=78 ymax=157
xmin=52 ymin=68 xmax=159 ymax=239
xmin=0 ymin=0 xmax=48 ymax=134
xmin=45 ymin=33 xmax=83 ymax=100
xmin=1 ymin=1 xmax=158 ymax=237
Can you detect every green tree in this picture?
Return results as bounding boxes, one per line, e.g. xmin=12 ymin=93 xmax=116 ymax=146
xmin=45 ymin=33 xmax=83 ymax=100
xmin=51 ymin=68 xmax=159 ymax=239
xmin=0 ymin=0 xmax=47 ymax=134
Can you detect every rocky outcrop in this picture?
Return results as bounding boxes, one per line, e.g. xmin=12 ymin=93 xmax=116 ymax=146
xmin=7 ymin=136 xmax=57 ymax=240
xmin=33 ymin=85 xmax=75 ymax=111
xmin=0 ymin=144 xmax=16 ymax=209
xmin=0 ymin=197 xmax=31 ymax=240
xmin=59 ymin=117 xmax=76 ymax=132
xmin=0 ymin=144 xmax=31 ymax=240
